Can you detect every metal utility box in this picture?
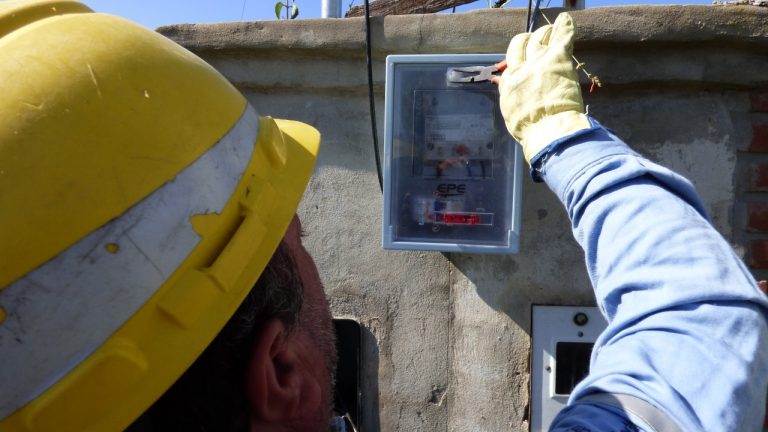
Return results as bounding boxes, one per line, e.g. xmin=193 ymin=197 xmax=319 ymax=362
xmin=382 ymin=54 xmax=524 ymax=254
xmin=531 ymin=306 xmax=608 ymax=431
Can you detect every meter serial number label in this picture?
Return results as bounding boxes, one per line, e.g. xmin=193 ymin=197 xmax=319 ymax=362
xmin=424 ymin=114 xmax=494 ymax=161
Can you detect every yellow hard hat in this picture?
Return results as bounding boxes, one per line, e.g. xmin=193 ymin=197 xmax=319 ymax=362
xmin=0 ymin=1 xmax=320 ymax=431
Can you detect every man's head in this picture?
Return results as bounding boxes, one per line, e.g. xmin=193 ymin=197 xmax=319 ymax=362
xmin=0 ymin=1 xmax=326 ymax=430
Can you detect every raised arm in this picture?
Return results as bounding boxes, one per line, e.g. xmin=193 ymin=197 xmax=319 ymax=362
xmin=497 ymin=13 xmax=768 ymax=431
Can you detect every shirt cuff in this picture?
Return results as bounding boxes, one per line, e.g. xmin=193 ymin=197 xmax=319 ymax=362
xmin=528 ymin=116 xmax=605 ymax=183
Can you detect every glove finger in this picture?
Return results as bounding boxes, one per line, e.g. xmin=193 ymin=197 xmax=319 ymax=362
xmin=549 ymin=12 xmax=576 ymax=52
xmin=505 ymin=32 xmax=531 ymax=68
xmin=526 ymin=23 xmax=554 ymax=60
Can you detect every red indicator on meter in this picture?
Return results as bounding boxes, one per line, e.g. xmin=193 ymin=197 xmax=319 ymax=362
xmin=443 ymin=213 xmax=481 ymax=225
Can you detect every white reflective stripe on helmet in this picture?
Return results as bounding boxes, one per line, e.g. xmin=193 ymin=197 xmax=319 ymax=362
xmin=0 ymin=104 xmax=260 ymax=418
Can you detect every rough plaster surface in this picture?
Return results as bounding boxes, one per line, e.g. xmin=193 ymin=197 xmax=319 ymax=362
xmin=159 ymin=6 xmax=768 ymax=54
xmin=159 ymin=7 xmax=768 ymax=431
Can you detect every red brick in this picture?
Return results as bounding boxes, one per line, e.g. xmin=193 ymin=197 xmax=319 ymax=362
xmin=747 ymin=204 xmax=768 ymax=232
xmin=752 ymin=90 xmax=768 ymax=112
xmin=749 ymin=163 xmax=768 ymax=192
xmin=750 ymin=240 xmax=768 ymax=268
xmin=750 ymin=123 xmax=768 ymax=153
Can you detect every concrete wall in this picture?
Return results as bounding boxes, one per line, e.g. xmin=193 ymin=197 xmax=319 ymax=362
xmin=159 ymin=6 xmax=768 ymax=430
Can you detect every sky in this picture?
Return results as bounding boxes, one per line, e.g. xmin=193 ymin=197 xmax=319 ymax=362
xmin=83 ymin=0 xmax=710 ymax=30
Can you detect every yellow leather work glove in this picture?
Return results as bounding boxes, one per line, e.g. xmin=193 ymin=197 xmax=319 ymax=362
xmin=496 ymin=13 xmax=591 ymax=165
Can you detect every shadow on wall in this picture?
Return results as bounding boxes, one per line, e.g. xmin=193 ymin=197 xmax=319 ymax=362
xmin=445 ymin=233 xmax=596 ymax=335
xmin=447 ymin=251 xmax=535 ymax=332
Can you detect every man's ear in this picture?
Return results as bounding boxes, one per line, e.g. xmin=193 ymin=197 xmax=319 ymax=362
xmin=244 ymin=318 xmax=304 ymax=423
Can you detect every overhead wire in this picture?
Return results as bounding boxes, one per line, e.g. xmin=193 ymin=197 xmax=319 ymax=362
xmin=528 ymin=0 xmax=543 ymax=31
xmin=239 ymin=0 xmax=247 ymax=20
xmin=526 ymin=0 xmax=533 ymax=32
xmin=537 ymin=11 xmax=603 ymax=92
xmin=364 ymin=0 xmax=383 ymax=192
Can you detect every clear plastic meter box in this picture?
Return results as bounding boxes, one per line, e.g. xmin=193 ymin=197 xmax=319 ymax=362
xmin=382 ymin=54 xmax=523 ymax=254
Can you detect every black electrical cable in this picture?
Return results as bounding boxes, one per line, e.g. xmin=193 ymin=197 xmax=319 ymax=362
xmin=364 ymin=0 xmax=383 ymax=192
xmin=526 ymin=0 xmax=533 ymax=32
xmin=528 ymin=0 xmax=542 ymax=31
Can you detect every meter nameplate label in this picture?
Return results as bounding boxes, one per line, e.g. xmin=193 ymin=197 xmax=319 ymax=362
xmin=424 ymin=114 xmax=494 ymax=162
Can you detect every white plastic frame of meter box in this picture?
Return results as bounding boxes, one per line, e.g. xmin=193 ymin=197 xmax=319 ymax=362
xmin=531 ymin=306 xmax=608 ymax=431
xmin=382 ymin=54 xmax=524 ymax=254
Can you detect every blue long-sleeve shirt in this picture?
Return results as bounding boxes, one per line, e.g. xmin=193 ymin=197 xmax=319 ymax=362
xmin=538 ymin=121 xmax=768 ymax=432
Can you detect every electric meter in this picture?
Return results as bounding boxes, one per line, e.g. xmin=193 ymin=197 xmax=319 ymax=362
xmin=382 ymin=54 xmax=523 ymax=254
